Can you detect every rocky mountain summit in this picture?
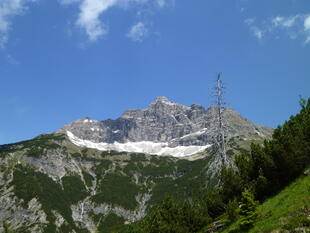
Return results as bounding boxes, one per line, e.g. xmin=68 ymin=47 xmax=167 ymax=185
xmin=61 ymin=96 xmax=272 ymax=157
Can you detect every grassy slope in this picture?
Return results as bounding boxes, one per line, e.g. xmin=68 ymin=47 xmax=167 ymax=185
xmin=222 ymin=173 xmax=310 ymax=233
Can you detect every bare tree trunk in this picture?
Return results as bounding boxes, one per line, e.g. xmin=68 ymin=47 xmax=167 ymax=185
xmin=214 ymin=72 xmax=227 ymax=168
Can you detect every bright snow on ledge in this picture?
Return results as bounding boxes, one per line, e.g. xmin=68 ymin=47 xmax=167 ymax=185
xmin=67 ymin=131 xmax=211 ymax=158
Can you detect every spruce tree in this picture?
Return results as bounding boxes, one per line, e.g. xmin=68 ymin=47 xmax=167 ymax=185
xmin=238 ymin=189 xmax=258 ymax=230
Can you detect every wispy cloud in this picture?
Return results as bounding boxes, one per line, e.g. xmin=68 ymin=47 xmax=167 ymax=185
xmin=127 ymin=21 xmax=148 ymax=42
xmin=76 ymin=0 xmax=117 ymax=41
xmin=0 ymin=0 xmax=169 ymax=46
xmin=63 ymin=0 xmax=168 ymax=42
xmin=305 ymin=16 xmax=310 ymax=30
xmin=245 ymin=14 xmax=310 ymax=44
xmin=304 ymin=16 xmax=310 ymax=43
xmin=271 ymin=14 xmax=310 ymax=44
xmin=272 ymin=16 xmax=298 ymax=28
xmin=244 ymin=18 xmax=263 ymax=40
xmin=252 ymin=26 xmax=263 ymax=40
xmin=0 ymin=0 xmax=37 ymax=47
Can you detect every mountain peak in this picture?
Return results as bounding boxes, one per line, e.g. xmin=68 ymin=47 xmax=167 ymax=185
xmin=62 ymin=97 xmax=273 ymax=156
xmin=150 ymin=96 xmax=174 ymax=105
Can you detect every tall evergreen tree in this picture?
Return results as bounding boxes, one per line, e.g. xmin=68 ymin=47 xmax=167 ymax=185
xmin=238 ymin=189 xmax=258 ymax=230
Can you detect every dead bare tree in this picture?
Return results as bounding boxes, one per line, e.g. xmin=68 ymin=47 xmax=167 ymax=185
xmin=213 ymin=72 xmax=227 ymax=167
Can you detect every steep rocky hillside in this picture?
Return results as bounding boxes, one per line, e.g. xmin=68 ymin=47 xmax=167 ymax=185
xmin=0 ymin=133 xmax=214 ymax=232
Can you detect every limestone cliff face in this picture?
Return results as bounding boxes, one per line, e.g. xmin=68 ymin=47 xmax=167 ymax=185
xmin=62 ymin=96 xmax=272 ymax=148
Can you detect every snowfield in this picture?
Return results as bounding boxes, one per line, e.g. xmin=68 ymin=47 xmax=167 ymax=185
xmin=67 ymin=131 xmax=211 ymax=158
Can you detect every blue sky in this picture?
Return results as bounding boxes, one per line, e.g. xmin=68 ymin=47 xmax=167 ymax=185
xmin=0 ymin=0 xmax=310 ymax=144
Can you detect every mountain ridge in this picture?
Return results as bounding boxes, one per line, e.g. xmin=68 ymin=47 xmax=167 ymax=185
xmin=60 ymin=96 xmax=272 ymax=158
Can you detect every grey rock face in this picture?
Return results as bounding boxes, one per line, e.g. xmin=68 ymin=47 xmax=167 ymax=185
xmin=0 ymin=143 xmax=152 ymax=233
xmin=62 ymin=96 xmax=273 ymax=146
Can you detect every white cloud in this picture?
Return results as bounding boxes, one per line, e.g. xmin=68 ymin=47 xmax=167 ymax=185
xmin=281 ymin=17 xmax=296 ymax=27
xmin=0 ymin=0 xmax=37 ymax=47
xmin=271 ymin=14 xmax=310 ymax=44
xmin=304 ymin=16 xmax=310 ymax=30
xmin=271 ymin=16 xmax=284 ymax=27
xmin=272 ymin=15 xmax=298 ymax=28
xmin=76 ymin=0 xmax=117 ymax=41
xmin=127 ymin=21 xmax=148 ymax=42
xmin=304 ymin=16 xmax=310 ymax=44
xmin=62 ymin=0 xmax=167 ymax=42
xmin=245 ymin=19 xmax=264 ymax=41
xmin=0 ymin=0 xmax=168 ymax=45
xmin=244 ymin=19 xmax=264 ymax=40
xmin=245 ymin=14 xmax=310 ymax=44
xmin=252 ymin=26 xmax=263 ymax=40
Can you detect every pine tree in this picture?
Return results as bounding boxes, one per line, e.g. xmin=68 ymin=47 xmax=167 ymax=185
xmin=238 ymin=189 xmax=258 ymax=230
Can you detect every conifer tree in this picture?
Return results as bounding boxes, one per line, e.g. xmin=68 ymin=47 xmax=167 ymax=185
xmin=238 ymin=189 xmax=258 ymax=229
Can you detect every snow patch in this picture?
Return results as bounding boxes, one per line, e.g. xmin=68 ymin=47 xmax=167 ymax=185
xmin=180 ymin=128 xmax=208 ymax=139
xmin=161 ymin=99 xmax=176 ymax=106
xmin=83 ymin=119 xmax=93 ymax=123
xmin=255 ymin=130 xmax=264 ymax=137
xmin=67 ymin=131 xmax=211 ymax=158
